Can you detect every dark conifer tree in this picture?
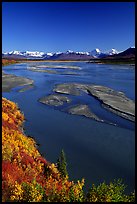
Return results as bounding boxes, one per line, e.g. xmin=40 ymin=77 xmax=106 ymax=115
xmin=57 ymin=149 xmax=68 ymax=178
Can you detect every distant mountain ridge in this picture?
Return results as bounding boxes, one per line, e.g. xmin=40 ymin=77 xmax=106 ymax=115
xmin=102 ymin=47 xmax=135 ymax=59
xmin=2 ymin=47 xmax=135 ymax=61
xmin=90 ymin=48 xmax=118 ymax=58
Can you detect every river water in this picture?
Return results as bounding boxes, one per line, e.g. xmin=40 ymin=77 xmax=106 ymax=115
xmin=2 ymin=62 xmax=135 ymax=193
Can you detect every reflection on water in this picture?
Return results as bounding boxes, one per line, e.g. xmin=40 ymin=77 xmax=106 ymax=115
xmin=2 ymin=62 xmax=135 ymax=193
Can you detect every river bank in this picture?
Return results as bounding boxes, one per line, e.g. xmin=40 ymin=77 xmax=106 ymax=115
xmin=2 ymin=97 xmax=135 ymax=202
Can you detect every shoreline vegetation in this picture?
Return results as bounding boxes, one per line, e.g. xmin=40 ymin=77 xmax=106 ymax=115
xmin=88 ymin=57 xmax=135 ymax=65
xmin=2 ymin=58 xmax=89 ymax=63
xmin=2 ymin=58 xmax=135 ymax=65
xmin=2 ymin=97 xmax=135 ymax=202
xmin=2 ymin=59 xmax=19 ymax=66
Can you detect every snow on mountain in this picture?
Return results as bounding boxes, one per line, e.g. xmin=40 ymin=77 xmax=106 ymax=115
xmin=90 ymin=48 xmax=119 ymax=58
xmin=66 ymin=50 xmax=90 ymax=55
xmin=4 ymin=51 xmax=45 ymax=58
xmin=95 ymin=48 xmax=101 ymax=53
xmin=54 ymin=52 xmax=63 ymax=55
xmin=90 ymin=48 xmax=101 ymax=57
xmin=66 ymin=50 xmax=75 ymax=54
xmin=25 ymin=51 xmax=45 ymax=57
xmin=9 ymin=51 xmax=23 ymax=55
xmin=3 ymin=48 xmax=121 ymax=60
xmin=46 ymin=52 xmax=53 ymax=56
xmin=108 ymin=48 xmax=119 ymax=55
xmin=76 ymin=51 xmax=90 ymax=55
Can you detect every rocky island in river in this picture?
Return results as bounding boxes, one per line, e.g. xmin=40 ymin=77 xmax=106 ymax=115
xmin=68 ymin=104 xmax=103 ymax=122
xmin=2 ymin=71 xmax=34 ymax=92
xmin=52 ymin=83 xmax=135 ymax=122
xmin=39 ymin=94 xmax=71 ymax=106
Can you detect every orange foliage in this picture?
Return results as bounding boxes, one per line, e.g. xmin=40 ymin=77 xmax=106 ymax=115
xmin=2 ymin=97 xmax=84 ymax=202
xmin=2 ymin=59 xmax=17 ymax=66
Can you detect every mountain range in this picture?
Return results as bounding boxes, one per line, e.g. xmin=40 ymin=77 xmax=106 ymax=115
xmin=2 ymin=47 xmax=135 ymax=61
xmin=103 ymin=47 xmax=135 ymax=59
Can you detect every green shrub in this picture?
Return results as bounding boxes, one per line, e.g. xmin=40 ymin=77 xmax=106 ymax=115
xmin=86 ymin=179 xmax=135 ymax=202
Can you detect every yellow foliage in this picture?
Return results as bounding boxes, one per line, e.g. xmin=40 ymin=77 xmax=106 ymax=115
xmin=10 ymin=181 xmax=23 ymax=201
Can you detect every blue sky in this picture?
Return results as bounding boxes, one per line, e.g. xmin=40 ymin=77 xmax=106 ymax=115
xmin=2 ymin=2 xmax=135 ymax=53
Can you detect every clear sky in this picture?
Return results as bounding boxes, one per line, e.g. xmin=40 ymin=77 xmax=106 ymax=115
xmin=2 ymin=2 xmax=135 ymax=53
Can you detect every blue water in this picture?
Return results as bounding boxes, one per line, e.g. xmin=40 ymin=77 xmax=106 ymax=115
xmin=2 ymin=62 xmax=135 ymax=194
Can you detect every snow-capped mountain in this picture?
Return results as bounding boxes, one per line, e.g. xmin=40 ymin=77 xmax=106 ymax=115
xmin=9 ymin=51 xmax=24 ymax=55
xmin=66 ymin=50 xmax=90 ymax=55
xmin=106 ymin=47 xmax=135 ymax=59
xmin=3 ymin=50 xmax=45 ymax=58
xmin=43 ymin=50 xmax=92 ymax=60
xmin=90 ymin=48 xmax=101 ymax=58
xmin=107 ymin=48 xmax=119 ymax=55
xmin=2 ymin=48 xmax=123 ymax=60
xmin=90 ymin=47 xmax=135 ymax=61
xmin=76 ymin=51 xmax=90 ymax=55
xmin=25 ymin=51 xmax=45 ymax=57
xmin=54 ymin=52 xmax=63 ymax=55
xmin=46 ymin=52 xmax=53 ymax=56
xmin=90 ymin=48 xmax=119 ymax=58
xmin=66 ymin=50 xmax=75 ymax=54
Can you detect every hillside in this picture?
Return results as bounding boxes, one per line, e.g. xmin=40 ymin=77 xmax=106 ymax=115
xmin=106 ymin=47 xmax=135 ymax=59
xmin=2 ymin=97 xmax=135 ymax=202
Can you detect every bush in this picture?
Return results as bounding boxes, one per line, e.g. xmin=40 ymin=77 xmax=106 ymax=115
xmin=86 ymin=179 xmax=135 ymax=202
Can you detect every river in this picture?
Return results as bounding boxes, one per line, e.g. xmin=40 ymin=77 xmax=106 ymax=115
xmin=2 ymin=61 xmax=135 ymax=193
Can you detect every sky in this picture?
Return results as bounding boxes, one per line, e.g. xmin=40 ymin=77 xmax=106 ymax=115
xmin=2 ymin=2 xmax=135 ymax=53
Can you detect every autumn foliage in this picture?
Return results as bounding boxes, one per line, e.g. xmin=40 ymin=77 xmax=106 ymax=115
xmin=2 ymin=97 xmax=135 ymax=202
xmin=2 ymin=97 xmax=85 ymax=202
xmin=2 ymin=59 xmax=17 ymax=66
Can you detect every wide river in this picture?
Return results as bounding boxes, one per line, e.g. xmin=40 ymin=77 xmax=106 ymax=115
xmin=2 ymin=61 xmax=135 ymax=193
